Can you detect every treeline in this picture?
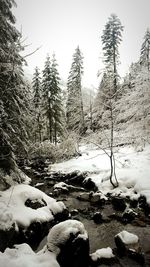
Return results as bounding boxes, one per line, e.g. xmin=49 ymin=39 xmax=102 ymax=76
xmin=0 ymin=1 xmax=150 ymax=175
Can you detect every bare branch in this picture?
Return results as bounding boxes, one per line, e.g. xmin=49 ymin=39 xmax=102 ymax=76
xmin=24 ymin=46 xmax=42 ymax=58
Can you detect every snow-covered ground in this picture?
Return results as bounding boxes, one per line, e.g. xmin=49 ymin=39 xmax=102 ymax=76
xmin=0 ymin=219 xmax=88 ymax=267
xmin=49 ymin=144 xmax=150 ymax=204
xmin=0 ymin=184 xmax=66 ymax=231
xmin=0 ymin=243 xmax=59 ymax=267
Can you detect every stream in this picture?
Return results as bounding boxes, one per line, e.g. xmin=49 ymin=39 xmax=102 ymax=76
xmin=23 ymin=164 xmax=150 ymax=266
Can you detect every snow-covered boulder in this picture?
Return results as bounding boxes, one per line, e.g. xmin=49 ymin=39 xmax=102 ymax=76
xmin=0 ymin=184 xmax=68 ymax=251
xmin=115 ymin=230 xmax=140 ymax=256
xmin=115 ymin=230 xmax=145 ymax=264
xmin=47 ymin=219 xmax=89 ymax=267
xmin=90 ymin=247 xmax=116 ymax=265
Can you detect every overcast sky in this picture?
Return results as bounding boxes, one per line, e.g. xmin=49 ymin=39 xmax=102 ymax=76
xmin=14 ymin=0 xmax=150 ymax=87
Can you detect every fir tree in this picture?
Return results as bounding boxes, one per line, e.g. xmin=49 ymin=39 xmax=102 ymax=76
xmin=51 ymin=53 xmax=64 ymax=144
xmin=42 ymin=54 xmax=64 ymax=143
xmin=0 ymin=0 xmax=30 ymax=173
xmin=140 ymin=28 xmax=150 ymax=71
xmin=32 ymin=66 xmax=43 ymax=142
xmin=33 ymin=67 xmax=41 ymax=108
xmin=42 ymin=55 xmax=53 ymax=142
xmin=101 ymin=14 xmax=123 ymax=92
xmin=66 ymin=46 xmax=85 ymax=134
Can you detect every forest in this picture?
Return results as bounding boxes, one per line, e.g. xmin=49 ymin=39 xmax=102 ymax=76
xmin=0 ymin=1 xmax=150 ymax=267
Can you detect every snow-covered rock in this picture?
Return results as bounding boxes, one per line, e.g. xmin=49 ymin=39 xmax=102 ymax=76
xmin=115 ymin=230 xmax=145 ymax=263
xmin=91 ymin=247 xmax=115 ymax=261
xmin=0 ymin=184 xmax=66 ymax=230
xmin=0 ymin=184 xmax=68 ymax=252
xmin=47 ymin=219 xmax=89 ymax=267
xmin=116 ymin=230 xmax=139 ymax=245
xmin=115 ymin=230 xmax=140 ymax=257
xmin=47 ymin=219 xmax=88 ymax=255
xmin=90 ymin=247 xmax=116 ymax=265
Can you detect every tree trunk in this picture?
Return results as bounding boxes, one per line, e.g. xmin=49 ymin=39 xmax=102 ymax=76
xmin=109 ymin=100 xmax=118 ymax=188
xmin=48 ymin=97 xmax=52 ymax=142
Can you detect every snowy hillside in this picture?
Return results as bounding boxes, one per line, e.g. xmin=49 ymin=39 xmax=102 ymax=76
xmin=49 ymin=143 xmax=150 ymax=204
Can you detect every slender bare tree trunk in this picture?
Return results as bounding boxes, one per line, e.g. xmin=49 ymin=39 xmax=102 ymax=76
xmin=109 ymin=99 xmax=118 ymax=188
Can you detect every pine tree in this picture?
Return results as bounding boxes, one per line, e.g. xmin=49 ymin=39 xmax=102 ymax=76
xmin=0 ymin=0 xmax=30 ymax=173
xmin=66 ymin=46 xmax=85 ymax=134
xmin=140 ymin=28 xmax=150 ymax=71
xmin=101 ymin=14 xmax=123 ymax=93
xmin=32 ymin=66 xmax=43 ymax=142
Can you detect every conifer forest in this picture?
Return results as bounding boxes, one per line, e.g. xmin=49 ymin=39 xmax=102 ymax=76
xmin=0 ymin=1 xmax=150 ymax=267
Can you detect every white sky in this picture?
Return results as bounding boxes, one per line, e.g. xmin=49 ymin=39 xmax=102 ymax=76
xmin=14 ymin=0 xmax=150 ymax=88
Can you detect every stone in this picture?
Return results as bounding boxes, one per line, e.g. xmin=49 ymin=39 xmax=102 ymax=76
xmin=70 ymin=209 xmax=79 ymax=216
xmin=90 ymin=192 xmax=106 ymax=205
xmin=25 ymin=198 xmax=47 ymax=209
xmin=92 ymin=212 xmax=103 ymax=224
xmin=122 ymin=209 xmax=137 ymax=224
xmin=130 ymin=199 xmax=138 ymax=208
xmin=47 ymin=220 xmax=89 ymax=267
xmin=112 ymin=197 xmax=127 ymax=212
xmin=77 ymin=192 xmax=90 ymax=201
xmin=90 ymin=247 xmax=117 ymax=266
xmin=83 ymin=178 xmax=98 ymax=192
xmin=53 ymin=208 xmax=69 ymax=223
xmin=0 ymin=224 xmax=17 ymax=252
xmin=115 ymin=230 xmax=142 ymax=258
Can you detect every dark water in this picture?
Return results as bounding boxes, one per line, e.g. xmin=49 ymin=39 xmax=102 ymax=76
xmin=37 ymin=191 xmax=150 ymax=260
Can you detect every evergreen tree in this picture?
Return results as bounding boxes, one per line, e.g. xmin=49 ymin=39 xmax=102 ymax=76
xmin=66 ymin=46 xmax=85 ymax=134
xmin=32 ymin=66 xmax=43 ymax=142
xmin=42 ymin=55 xmax=53 ymax=142
xmin=42 ymin=54 xmax=64 ymax=143
xmin=101 ymin=14 xmax=123 ymax=92
xmin=0 ymin=0 xmax=30 ymax=173
xmin=140 ymin=28 xmax=150 ymax=71
xmin=51 ymin=53 xmax=65 ymax=144
xmin=33 ymin=67 xmax=41 ymax=108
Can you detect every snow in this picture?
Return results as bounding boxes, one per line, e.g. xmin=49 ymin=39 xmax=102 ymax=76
xmin=116 ymin=230 xmax=139 ymax=245
xmin=91 ymin=247 xmax=115 ymax=261
xmin=49 ymin=144 xmax=150 ymax=204
xmin=0 ymin=184 xmax=66 ymax=230
xmin=0 ymin=219 xmax=87 ymax=267
xmin=0 ymin=243 xmax=59 ymax=267
xmin=47 ymin=219 xmax=88 ymax=255
xmin=54 ymin=182 xmax=68 ymax=190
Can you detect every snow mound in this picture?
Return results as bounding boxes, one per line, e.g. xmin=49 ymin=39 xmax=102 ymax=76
xmin=91 ymin=247 xmax=115 ymax=261
xmin=0 ymin=243 xmax=59 ymax=267
xmin=0 ymin=184 xmax=66 ymax=230
xmin=47 ymin=219 xmax=88 ymax=255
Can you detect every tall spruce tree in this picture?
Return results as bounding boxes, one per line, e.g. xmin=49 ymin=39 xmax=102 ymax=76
xmin=42 ymin=54 xmax=64 ymax=143
xmin=140 ymin=28 xmax=150 ymax=71
xmin=42 ymin=55 xmax=53 ymax=142
xmin=32 ymin=66 xmax=43 ymax=142
xmin=51 ymin=53 xmax=64 ymax=144
xmin=66 ymin=46 xmax=85 ymax=134
xmin=0 ymin=0 xmax=30 ymax=174
xmin=101 ymin=14 xmax=123 ymax=93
